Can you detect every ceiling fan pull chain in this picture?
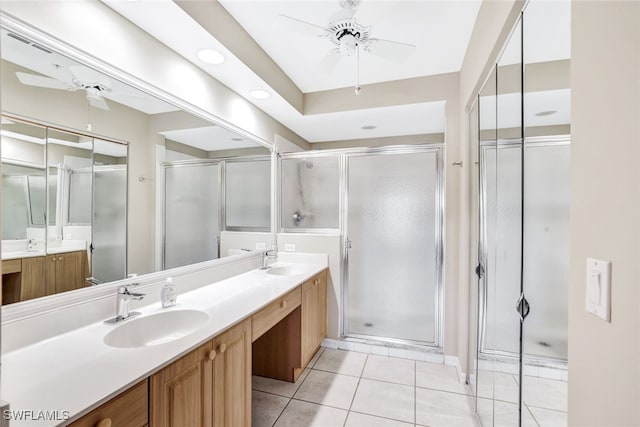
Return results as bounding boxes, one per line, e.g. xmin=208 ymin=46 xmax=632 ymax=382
xmin=355 ymin=44 xmax=361 ymax=95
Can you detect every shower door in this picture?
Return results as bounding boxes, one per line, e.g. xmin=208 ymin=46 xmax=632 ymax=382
xmin=164 ymin=164 xmax=220 ymax=269
xmin=344 ymin=148 xmax=442 ymax=346
xmin=92 ymin=166 xmax=127 ymax=283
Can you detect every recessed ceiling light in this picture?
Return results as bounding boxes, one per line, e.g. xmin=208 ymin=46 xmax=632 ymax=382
xmin=361 ymin=125 xmax=376 ymax=130
xmin=250 ymin=90 xmax=271 ymax=100
xmin=535 ymin=110 xmax=557 ymax=117
xmin=231 ymin=137 xmax=243 ymax=141
xmin=197 ymin=49 xmax=224 ymax=65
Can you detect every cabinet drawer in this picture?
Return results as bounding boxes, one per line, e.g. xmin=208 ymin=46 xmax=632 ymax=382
xmin=68 ymin=380 xmax=148 ymax=427
xmin=2 ymin=259 xmax=21 ymax=274
xmin=252 ymin=287 xmax=301 ymax=341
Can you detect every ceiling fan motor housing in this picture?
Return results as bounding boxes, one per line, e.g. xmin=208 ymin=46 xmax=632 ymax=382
xmin=329 ymin=20 xmax=370 ymax=56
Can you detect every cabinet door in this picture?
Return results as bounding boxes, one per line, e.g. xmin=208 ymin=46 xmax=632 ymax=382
xmin=55 ymin=251 xmax=85 ymax=294
xmin=212 ymin=319 xmax=251 ymax=427
xmin=20 ymin=256 xmax=46 ymax=301
xmin=150 ymin=341 xmax=214 ymax=427
xmin=317 ymin=270 xmax=327 ymax=344
xmin=301 ymin=271 xmax=328 ymax=366
xmin=301 ymin=278 xmax=318 ymax=366
xmin=46 ymin=254 xmax=57 ymax=296
xmin=69 ymin=380 xmax=148 ymax=427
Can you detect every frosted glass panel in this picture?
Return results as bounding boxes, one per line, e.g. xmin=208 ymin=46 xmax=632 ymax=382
xmin=523 ymin=144 xmax=569 ymax=359
xmin=2 ymin=175 xmax=29 ymax=239
xmin=68 ymin=171 xmax=92 ymax=224
xmin=347 ymin=152 xmax=439 ymax=344
xmin=225 ymin=160 xmax=270 ymax=229
xmin=165 ymin=164 xmax=219 ymax=269
xmin=281 ymin=156 xmax=339 ymax=229
xmin=92 ymin=167 xmax=127 ymax=283
xmin=484 ymin=145 xmax=522 ymax=355
xmin=27 ymin=175 xmax=46 ymax=226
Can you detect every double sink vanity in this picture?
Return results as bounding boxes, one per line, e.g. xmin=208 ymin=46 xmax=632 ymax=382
xmin=2 ymin=252 xmax=328 ymax=427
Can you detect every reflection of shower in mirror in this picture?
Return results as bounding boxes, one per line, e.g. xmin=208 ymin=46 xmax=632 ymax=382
xmin=291 ymin=210 xmax=314 ymax=226
xmin=292 ymin=159 xmax=315 ymax=226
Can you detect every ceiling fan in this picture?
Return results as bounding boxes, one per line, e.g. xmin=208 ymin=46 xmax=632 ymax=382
xmin=15 ymin=65 xmax=135 ymax=111
xmin=278 ymin=0 xmax=416 ymax=94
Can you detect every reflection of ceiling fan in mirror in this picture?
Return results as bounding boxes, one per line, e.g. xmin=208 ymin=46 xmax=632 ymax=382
xmin=278 ymin=0 xmax=416 ymax=94
xmin=15 ymin=65 xmax=143 ymax=111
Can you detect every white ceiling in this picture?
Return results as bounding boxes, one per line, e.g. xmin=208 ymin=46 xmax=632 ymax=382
xmin=498 ymin=0 xmax=570 ymax=66
xmin=479 ymin=89 xmax=571 ymax=131
xmin=103 ymin=0 xmax=465 ymax=142
xmin=160 ymin=126 xmax=262 ymax=151
xmin=220 ymin=0 xmax=482 ymax=93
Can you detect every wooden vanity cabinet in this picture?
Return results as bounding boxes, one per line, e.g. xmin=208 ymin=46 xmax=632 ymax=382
xmin=20 ymin=257 xmax=47 ymax=301
xmin=212 ymin=319 xmax=252 ymax=427
xmin=47 ymin=251 xmax=86 ymax=295
xmin=68 ymin=379 xmax=148 ymax=427
xmin=301 ymin=270 xmax=327 ymax=367
xmin=150 ymin=340 xmax=214 ymax=427
xmin=150 ymin=319 xmax=251 ymax=427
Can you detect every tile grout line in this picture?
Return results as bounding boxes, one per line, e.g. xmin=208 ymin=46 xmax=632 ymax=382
xmin=524 ymin=402 xmax=542 ymax=427
xmin=263 ymin=357 xmax=318 ymax=426
xmin=414 ymin=359 xmax=417 ymax=427
xmin=343 ymin=353 xmax=368 ymax=427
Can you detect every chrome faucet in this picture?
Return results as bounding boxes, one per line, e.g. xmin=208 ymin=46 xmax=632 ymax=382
xmin=261 ymin=249 xmax=277 ymax=270
xmin=105 ymin=284 xmax=145 ymax=324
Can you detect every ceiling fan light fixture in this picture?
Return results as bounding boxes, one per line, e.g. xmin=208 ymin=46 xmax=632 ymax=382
xmin=250 ymin=90 xmax=271 ymax=100
xmin=197 ymin=49 xmax=225 ymax=65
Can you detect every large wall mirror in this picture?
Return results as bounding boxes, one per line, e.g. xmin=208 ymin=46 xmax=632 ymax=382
xmin=1 ymin=26 xmax=272 ymax=305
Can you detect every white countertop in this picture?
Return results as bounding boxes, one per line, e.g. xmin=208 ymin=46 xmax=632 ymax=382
xmin=2 ymin=241 xmax=87 ymax=261
xmin=2 ymin=261 xmax=327 ymax=426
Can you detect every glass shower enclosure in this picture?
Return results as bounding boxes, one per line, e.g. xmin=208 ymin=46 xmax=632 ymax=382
xmin=280 ymin=146 xmax=444 ymax=348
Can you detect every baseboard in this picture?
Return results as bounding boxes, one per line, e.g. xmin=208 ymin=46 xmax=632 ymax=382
xmin=444 ymin=355 xmax=468 ymax=385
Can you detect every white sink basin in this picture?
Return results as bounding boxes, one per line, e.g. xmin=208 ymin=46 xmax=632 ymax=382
xmin=266 ymin=265 xmax=308 ymax=276
xmin=104 ymin=309 xmax=209 ymax=349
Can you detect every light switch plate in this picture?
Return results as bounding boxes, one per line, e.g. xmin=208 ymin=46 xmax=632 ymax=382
xmin=255 ymin=243 xmax=266 ymax=250
xmin=284 ymin=244 xmax=296 ymax=252
xmin=585 ymin=258 xmax=611 ymax=321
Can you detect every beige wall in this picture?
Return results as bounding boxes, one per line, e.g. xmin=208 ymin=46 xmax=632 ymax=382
xmin=569 ymin=1 xmax=640 ymax=425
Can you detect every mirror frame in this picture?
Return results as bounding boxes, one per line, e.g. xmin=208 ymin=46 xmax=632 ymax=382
xmin=0 ymin=13 xmax=276 ymax=322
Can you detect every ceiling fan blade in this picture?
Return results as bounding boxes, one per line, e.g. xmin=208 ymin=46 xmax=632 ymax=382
xmin=88 ymin=95 xmax=110 ymax=111
xmin=318 ymin=49 xmax=342 ymax=73
xmin=277 ymin=14 xmax=328 ymax=37
xmin=364 ymin=38 xmax=416 ymax=62
xmin=15 ymin=72 xmax=75 ymax=91
xmin=69 ymin=65 xmax=112 ymax=88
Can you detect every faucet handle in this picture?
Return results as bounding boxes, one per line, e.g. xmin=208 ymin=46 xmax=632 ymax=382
xmin=119 ymin=283 xmax=144 ymax=296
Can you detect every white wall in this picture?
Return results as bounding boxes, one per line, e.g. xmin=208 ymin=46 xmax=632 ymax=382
xmin=277 ymin=233 xmax=342 ymax=339
xmin=569 ymin=1 xmax=640 ymax=425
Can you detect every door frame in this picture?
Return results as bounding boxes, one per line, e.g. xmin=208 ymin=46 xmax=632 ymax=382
xmin=341 ymin=145 xmax=445 ymax=349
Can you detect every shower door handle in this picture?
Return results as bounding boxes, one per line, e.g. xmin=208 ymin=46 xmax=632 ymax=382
xmin=516 ymin=293 xmax=530 ymax=322
xmin=475 ymin=263 xmax=485 ymax=279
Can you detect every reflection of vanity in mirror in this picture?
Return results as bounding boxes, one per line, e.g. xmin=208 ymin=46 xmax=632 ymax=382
xmin=0 ymin=25 xmax=272 ymax=305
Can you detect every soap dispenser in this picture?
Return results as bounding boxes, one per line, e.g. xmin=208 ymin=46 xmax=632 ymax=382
xmin=161 ymin=277 xmax=177 ymax=308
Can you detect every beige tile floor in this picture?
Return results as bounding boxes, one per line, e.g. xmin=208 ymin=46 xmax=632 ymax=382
xmin=252 ymin=347 xmax=568 ymax=427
